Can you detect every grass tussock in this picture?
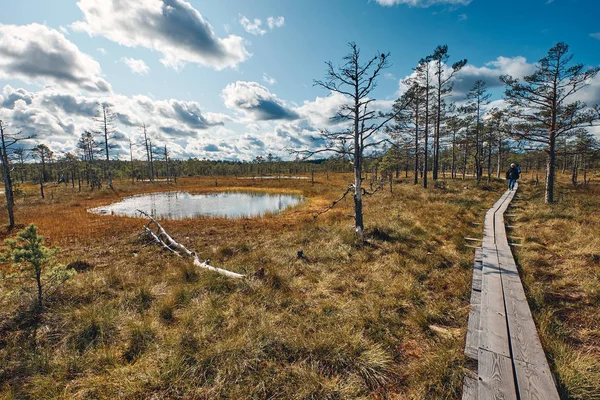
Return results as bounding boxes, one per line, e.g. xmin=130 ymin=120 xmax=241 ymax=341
xmin=0 ymin=174 xmax=505 ymax=399
xmin=512 ymin=175 xmax=600 ymax=400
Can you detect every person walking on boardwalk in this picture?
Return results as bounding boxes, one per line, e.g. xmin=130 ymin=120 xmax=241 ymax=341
xmin=506 ymin=163 xmax=520 ymax=190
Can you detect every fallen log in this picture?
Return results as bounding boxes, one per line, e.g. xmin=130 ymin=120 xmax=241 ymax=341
xmin=137 ymin=210 xmax=245 ymax=279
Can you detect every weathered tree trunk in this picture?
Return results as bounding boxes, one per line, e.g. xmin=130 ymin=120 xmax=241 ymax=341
xmin=102 ymin=107 xmax=113 ymax=189
xmin=423 ymin=77 xmax=430 ymax=189
xmin=414 ymin=108 xmax=420 ymax=185
xmin=487 ymin=141 xmax=492 ymax=182
xmin=462 ymin=142 xmax=468 ymax=180
xmin=496 ymin=136 xmax=502 ymax=178
xmin=451 ymin=131 xmax=456 ymax=179
xmin=139 ymin=210 xmax=244 ymax=279
xmin=130 ymin=139 xmax=135 ymax=184
xmin=36 ymin=269 xmax=43 ymax=309
xmin=0 ymin=124 xmax=15 ymax=229
xmin=40 ymin=170 xmax=45 ymax=199
xmin=582 ymin=155 xmax=587 ymax=186
xmin=571 ymin=154 xmax=577 ymax=186
xmin=353 ymin=103 xmax=364 ymax=242
xmin=545 ymin=133 xmax=556 ymax=203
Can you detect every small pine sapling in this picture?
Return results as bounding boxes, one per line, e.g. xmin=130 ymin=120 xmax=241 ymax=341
xmin=1 ymin=224 xmax=76 ymax=309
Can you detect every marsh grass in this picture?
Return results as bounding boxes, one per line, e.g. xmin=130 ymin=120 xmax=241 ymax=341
xmin=511 ymin=175 xmax=600 ymax=400
xmin=0 ymin=174 xmax=504 ymax=399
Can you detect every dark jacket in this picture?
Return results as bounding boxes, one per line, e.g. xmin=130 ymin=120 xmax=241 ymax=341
xmin=506 ymin=167 xmax=520 ymax=180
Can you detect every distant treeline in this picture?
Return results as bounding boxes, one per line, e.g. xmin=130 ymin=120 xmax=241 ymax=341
xmin=2 ymin=143 xmax=598 ymax=191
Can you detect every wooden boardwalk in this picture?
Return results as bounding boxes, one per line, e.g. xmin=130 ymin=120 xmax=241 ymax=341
xmin=463 ymin=184 xmax=560 ymax=400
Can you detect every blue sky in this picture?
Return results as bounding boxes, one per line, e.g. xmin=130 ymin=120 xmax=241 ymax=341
xmin=1 ymin=0 xmax=599 ymax=161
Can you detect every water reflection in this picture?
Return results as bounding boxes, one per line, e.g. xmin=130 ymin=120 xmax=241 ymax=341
xmin=89 ymin=191 xmax=303 ymax=219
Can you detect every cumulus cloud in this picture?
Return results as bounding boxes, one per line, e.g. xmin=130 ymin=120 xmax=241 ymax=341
xmin=121 ymin=57 xmax=150 ymax=75
xmin=375 ymin=0 xmax=471 ymax=7
xmin=222 ymin=81 xmax=299 ymax=121
xmin=239 ymin=16 xmax=266 ymax=36
xmin=72 ymin=0 xmax=249 ymax=70
xmin=0 ymin=85 xmax=236 ymax=160
xmin=1 ymin=86 xmax=34 ymax=109
xmin=452 ymin=56 xmax=535 ymax=97
xmin=204 ymin=144 xmax=219 ymax=152
xmin=267 ymin=16 xmax=285 ymax=29
xmin=396 ymin=56 xmax=536 ymax=103
xmin=296 ymin=91 xmax=350 ymax=127
xmin=0 ymin=23 xmax=111 ymax=92
xmin=575 ymin=73 xmax=600 ymax=105
xmin=0 ymin=82 xmax=402 ymax=161
xmin=239 ymin=15 xmax=285 ymax=36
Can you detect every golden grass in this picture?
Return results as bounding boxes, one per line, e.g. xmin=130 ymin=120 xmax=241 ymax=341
xmin=510 ymin=175 xmax=600 ymax=400
xmin=0 ymin=173 xmax=505 ymax=399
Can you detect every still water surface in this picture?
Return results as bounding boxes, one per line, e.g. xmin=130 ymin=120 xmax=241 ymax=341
xmin=89 ymin=191 xmax=303 ymax=219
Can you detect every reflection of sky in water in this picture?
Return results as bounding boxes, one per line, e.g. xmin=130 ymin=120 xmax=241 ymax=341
xmin=89 ymin=191 xmax=303 ymax=219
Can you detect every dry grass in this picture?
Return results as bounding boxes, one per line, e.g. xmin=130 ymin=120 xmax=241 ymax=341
xmin=0 ymin=174 xmax=505 ymax=399
xmin=510 ymin=175 xmax=600 ymax=400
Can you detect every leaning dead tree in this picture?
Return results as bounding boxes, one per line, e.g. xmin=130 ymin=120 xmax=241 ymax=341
xmin=137 ymin=210 xmax=244 ymax=279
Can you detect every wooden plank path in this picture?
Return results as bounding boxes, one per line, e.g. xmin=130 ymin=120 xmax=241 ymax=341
xmin=463 ymin=183 xmax=560 ymax=400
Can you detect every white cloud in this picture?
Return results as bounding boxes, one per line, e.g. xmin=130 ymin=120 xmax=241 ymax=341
xmin=222 ymin=81 xmax=299 ymax=121
xmin=575 ymin=73 xmax=600 ymax=105
xmin=239 ymin=15 xmax=285 ymax=36
xmin=0 ymin=80 xmax=407 ymax=161
xmin=59 ymin=25 xmax=69 ymax=35
xmin=267 ymin=16 xmax=285 ymax=29
xmin=262 ymin=73 xmax=276 ymax=86
xmin=239 ymin=15 xmax=266 ymax=36
xmin=121 ymin=57 xmax=150 ymax=75
xmin=71 ymin=0 xmax=249 ymax=70
xmin=296 ymin=92 xmax=350 ymax=128
xmin=0 ymin=23 xmax=111 ymax=92
xmin=97 ymin=47 xmax=107 ymax=55
xmin=375 ymin=0 xmax=472 ymax=7
xmin=0 ymin=84 xmax=238 ymax=160
xmin=590 ymin=33 xmax=600 ymax=40
xmin=458 ymin=13 xmax=467 ymax=21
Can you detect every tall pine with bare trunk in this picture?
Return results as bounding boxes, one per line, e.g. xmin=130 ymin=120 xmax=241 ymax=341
xmin=501 ymin=42 xmax=599 ymax=203
xmin=431 ymin=45 xmax=467 ymax=181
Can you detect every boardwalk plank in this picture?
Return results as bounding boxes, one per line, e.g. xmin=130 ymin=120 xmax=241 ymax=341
xmin=465 ymin=303 xmax=480 ymax=360
xmin=464 ymin=184 xmax=559 ymax=400
xmin=479 ymin=241 xmax=510 ymax=357
xmin=478 ymin=348 xmax=517 ymax=400
xmin=462 ymin=375 xmax=478 ymax=400
xmin=514 ymin=359 xmax=560 ymax=400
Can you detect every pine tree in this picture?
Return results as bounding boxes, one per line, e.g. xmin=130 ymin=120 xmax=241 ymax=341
xmin=501 ymin=42 xmax=600 ymax=203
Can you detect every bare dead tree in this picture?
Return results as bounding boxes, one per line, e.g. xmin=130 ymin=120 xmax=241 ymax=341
xmin=142 ymin=124 xmax=154 ymax=182
xmin=0 ymin=120 xmax=31 ymax=229
xmin=93 ymin=104 xmax=118 ymax=189
xmin=32 ymin=143 xmax=53 ymax=199
xmin=294 ymin=42 xmax=410 ymax=241
xmin=129 ymin=137 xmax=135 ymax=184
